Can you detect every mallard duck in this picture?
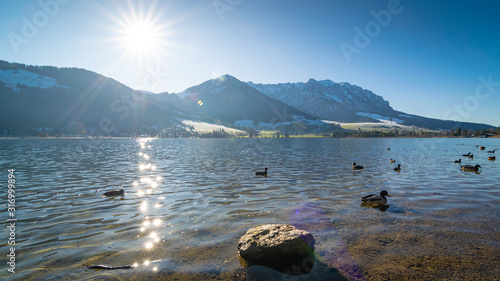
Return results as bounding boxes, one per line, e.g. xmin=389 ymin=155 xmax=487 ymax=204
xmin=454 ymin=159 xmax=461 ymax=163
xmin=460 ymin=165 xmax=481 ymax=172
xmin=103 ymin=188 xmax=124 ymax=196
xmin=352 ymin=162 xmax=364 ymax=170
xmin=480 ymin=146 xmax=486 ymax=150
xmin=488 ymin=156 xmax=496 ymax=160
xmin=462 ymin=152 xmax=471 ymax=157
xmin=389 ymin=159 xmax=396 ymax=163
xmin=255 ymin=167 xmax=268 ymax=176
xmin=361 ymin=190 xmax=391 ymax=204
xmin=487 ymin=149 xmax=496 ymax=153
xmin=394 ymin=164 xmax=401 ymax=172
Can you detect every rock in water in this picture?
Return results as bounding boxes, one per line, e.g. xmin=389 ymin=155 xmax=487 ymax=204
xmin=237 ymin=224 xmax=315 ymax=274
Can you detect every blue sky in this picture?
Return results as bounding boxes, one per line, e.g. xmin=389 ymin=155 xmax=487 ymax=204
xmin=1 ymin=0 xmax=499 ymax=126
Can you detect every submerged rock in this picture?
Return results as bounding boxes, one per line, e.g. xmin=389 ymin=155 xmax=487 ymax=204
xmin=237 ymin=224 xmax=315 ymax=274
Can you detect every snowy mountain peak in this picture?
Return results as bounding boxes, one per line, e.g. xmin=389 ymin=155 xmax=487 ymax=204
xmin=246 ymin=78 xmax=393 ymax=122
xmin=214 ymin=74 xmax=239 ymax=83
xmin=305 ymin=78 xmax=338 ymax=88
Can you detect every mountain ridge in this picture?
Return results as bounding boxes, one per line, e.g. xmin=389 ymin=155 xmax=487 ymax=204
xmin=0 ymin=60 xmax=495 ymax=136
xmin=245 ymin=78 xmax=494 ymax=131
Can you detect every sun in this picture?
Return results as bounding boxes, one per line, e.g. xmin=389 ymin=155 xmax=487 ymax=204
xmin=119 ymin=18 xmax=162 ymax=59
xmin=103 ymin=0 xmax=172 ymax=65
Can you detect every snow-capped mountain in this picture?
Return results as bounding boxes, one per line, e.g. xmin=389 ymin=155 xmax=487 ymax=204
xmin=247 ymin=78 xmax=395 ymax=123
xmin=0 ymin=60 xmax=185 ymax=135
xmin=246 ymin=79 xmax=494 ymax=130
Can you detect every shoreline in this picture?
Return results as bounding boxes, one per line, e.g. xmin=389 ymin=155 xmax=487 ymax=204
xmin=1 ymin=135 xmax=499 ymax=140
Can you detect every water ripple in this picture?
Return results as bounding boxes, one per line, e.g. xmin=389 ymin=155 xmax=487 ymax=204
xmin=0 ymin=138 xmax=499 ymax=280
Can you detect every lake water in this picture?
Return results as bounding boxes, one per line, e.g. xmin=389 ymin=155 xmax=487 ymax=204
xmin=1 ymin=138 xmax=499 ymax=280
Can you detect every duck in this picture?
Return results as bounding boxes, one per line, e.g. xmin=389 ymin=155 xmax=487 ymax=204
xmin=454 ymin=159 xmax=461 ymax=163
xmin=255 ymin=167 xmax=268 ymax=176
xmin=480 ymin=146 xmax=486 ymax=150
xmin=389 ymin=159 xmax=396 ymax=163
xmin=352 ymin=162 xmax=364 ymax=170
xmin=393 ymin=164 xmax=402 ymax=172
xmin=487 ymin=149 xmax=497 ymax=153
xmin=488 ymin=156 xmax=496 ymax=160
xmin=361 ymin=190 xmax=392 ymax=205
xmin=468 ymin=154 xmax=474 ymax=159
xmin=387 ymin=148 xmax=390 ymax=150
xmin=103 ymin=188 xmax=124 ymax=196
xmin=460 ymin=165 xmax=481 ymax=172
xmin=462 ymin=152 xmax=471 ymax=157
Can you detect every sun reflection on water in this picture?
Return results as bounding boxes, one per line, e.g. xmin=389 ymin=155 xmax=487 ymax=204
xmin=133 ymin=138 xmax=170 ymax=270
xmin=140 ymin=201 xmax=148 ymax=212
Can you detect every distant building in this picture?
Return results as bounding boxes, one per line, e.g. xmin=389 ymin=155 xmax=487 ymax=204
xmin=478 ymin=133 xmax=496 ymax=138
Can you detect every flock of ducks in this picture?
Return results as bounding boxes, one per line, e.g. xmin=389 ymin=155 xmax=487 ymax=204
xmin=457 ymin=146 xmax=497 ymax=173
xmin=101 ymin=144 xmax=497 ymax=211
xmin=254 ymin=165 xmax=394 ymax=207
xmin=350 ymin=149 xmax=399 ymax=207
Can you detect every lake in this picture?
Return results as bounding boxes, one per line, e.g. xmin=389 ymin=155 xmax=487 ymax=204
xmin=0 ymin=138 xmax=499 ymax=280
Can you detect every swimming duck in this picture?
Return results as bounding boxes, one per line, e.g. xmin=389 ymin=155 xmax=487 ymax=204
xmin=103 ymin=188 xmax=124 ymax=196
xmin=255 ymin=167 xmax=268 ymax=176
xmin=468 ymin=154 xmax=474 ymax=159
xmin=460 ymin=165 xmax=481 ymax=172
xmin=454 ymin=159 xmax=461 ymax=163
xmin=462 ymin=152 xmax=471 ymax=157
xmin=487 ymin=149 xmax=496 ymax=153
xmin=393 ymin=164 xmax=401 ymax=172
xmin=488 ymin=156 xmax=496 ymax=160
xmin=352 ymin=162 xmax=364 ymax=170
xmin=480 ymin=146 xmax=486 ymax=150
xmin=361 ymin=190 xmax=391 ymax=204
xmin=389 ymin=159 xmax=396 ymax=163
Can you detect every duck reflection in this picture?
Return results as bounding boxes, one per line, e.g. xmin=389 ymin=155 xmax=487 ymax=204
xmin=360 ymin=202 xmax=390 ymax=212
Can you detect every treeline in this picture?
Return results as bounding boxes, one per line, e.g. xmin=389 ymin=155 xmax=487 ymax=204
xmin=198 ymin=129 xmax=232 ymax=138
xmin=330 ymin=127 xmax=499 ymax=138
xmin=450 ymin=126 xmax=500 ymax=137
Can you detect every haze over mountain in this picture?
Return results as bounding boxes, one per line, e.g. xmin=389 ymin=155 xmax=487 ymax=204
xmin=0 ymin=60 xmax=495 ymax=136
